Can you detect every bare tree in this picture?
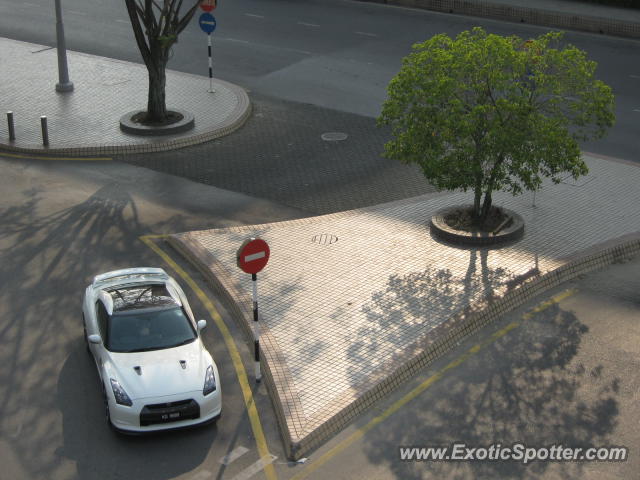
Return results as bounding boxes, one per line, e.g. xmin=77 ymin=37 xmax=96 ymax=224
xmin=125 ymin=0 xmax=201 ymax=123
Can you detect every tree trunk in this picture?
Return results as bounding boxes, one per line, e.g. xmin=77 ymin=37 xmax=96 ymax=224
xmin=473 ymin=185 xmax=482 ymax=220
xmin=145 ymin=48 xmax=168 ymax=123
xmin=479 ymin=190 xmax=493 ymax=226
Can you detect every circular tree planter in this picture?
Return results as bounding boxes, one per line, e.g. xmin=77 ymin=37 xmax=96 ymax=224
xmin=119 ymin=109 xmax=195 ymax=136
xmin=430 ymin=205 xmax=524 ymax=247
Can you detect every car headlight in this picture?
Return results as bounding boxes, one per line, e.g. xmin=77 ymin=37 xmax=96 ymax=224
xmin=110 ymin=378 xmax=133 ymax=406
xmin=203 ymin=365 xmax=216 ymax=396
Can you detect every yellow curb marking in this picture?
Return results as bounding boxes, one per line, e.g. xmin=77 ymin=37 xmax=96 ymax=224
xmin=139 ymin=235 xmax=277 ymax=480
xmin=0 ymin=151 xmax=112 ymax=161
xmin=522 ymin=288 xmax=578 ymax=320
xmin=290 ymin=288 xmax=577 ymax=480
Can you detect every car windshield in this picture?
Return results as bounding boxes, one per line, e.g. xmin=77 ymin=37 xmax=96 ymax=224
xmin=107 ymin=306 xmax=196 ymax=353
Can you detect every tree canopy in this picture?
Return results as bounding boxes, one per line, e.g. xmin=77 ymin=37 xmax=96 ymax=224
xmin=378 ymin=28 xmax=615 ymax=224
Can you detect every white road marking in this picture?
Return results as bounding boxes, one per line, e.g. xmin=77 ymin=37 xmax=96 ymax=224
xmin=245 ymin=13 xmax=264 ymax=18
xmin=633 ymin=109 xmax=640 ymax=112
xmin=298 ymin=22 xmax=320 ymax=27
xmin=245 ymin=252 xmax=266 ymax=262
xmin=229 ymin=454 xmax=277 ymax=480
xmin=630 ymin=75 xmax=640 ymax=79
xmin=355 ymin=31 xmax=378 ymax=37
xmin=221 ymin=37 xmax=311 ymax=55
xmin=68 ymin=10 xmax=87 ymax=15
xmin=115 ymin=19 xmax=129 ymax=24
xmin=219 ymin=445 xmax=250 ymax=465
xmin=224 ymin=37 xmax=250 ymax=44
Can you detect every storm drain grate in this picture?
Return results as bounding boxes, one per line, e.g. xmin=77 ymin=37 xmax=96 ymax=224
xmin=312 ymin=234 xmax=338 ymax=245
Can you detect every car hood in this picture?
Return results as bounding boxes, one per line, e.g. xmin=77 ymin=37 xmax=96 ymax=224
xmin=107 ymin=341 xmax=209 ymax=400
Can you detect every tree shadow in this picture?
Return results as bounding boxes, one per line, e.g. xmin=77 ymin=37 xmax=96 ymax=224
xmin=0 ymin=183 xmax=219 ymax=479
xmin=346 ymin=249 xmax=519 ymax=385
xmin=361 ymin=305 xmax=620 ymax=479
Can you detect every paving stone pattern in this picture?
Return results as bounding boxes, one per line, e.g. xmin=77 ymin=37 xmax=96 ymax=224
xmin=176 ymin=155 xmax=640 ymax=447
xmin=122 ymin=92 xmax=437 ymax=215
xmin=0 ymin=38 xmax=244 ymax=154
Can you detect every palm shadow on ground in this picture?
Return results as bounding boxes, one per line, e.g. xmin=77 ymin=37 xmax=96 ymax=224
xmin=0 ymin=183 xmax=218 ymax=479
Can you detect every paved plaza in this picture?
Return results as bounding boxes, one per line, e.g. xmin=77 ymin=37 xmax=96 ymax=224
xmin=0 ymin=37 xmax=249 ymax=156
xmin=171 ymin=154 xmax=640 ymax=457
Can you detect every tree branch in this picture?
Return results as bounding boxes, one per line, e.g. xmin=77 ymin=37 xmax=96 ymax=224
xmin=175 ymin=1 xmax=200 ymax=35
xmin=162 ymin=0 xmax=178 ymax=36
xmin=125 ymin=0 xmax=152 ymax=67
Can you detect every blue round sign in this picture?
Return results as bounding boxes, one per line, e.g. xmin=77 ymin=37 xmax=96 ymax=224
xmin=199 ymin=13 xmax=216 ymax=34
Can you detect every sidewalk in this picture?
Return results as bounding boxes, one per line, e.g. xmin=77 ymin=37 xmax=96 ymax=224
xmin=358 ymin=0 xmax=640 ymax=39
xmin=0 ymin=37 xmax=250 ymax=156
xmin=170 ymin=153 xmax=640 ymax=459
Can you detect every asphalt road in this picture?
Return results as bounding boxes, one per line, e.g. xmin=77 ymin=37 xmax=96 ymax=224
xmin=0 ymin=157 xmax=308 ymax=480
xmin=1 ymin=155 xmax=636 ymax=480
xmin=294 ymin=255 xmax=640 ymax=480
xmin=0 ymin=0 xmax=638 ymax=161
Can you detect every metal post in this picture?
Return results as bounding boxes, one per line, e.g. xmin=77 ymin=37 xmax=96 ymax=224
xmin=7 ymin=111 xmax=15 ymax=141
xmin=54 ymin=0 xmax=74 ymax=92
xmin=40 ymin=116 xmax=49 ymax=146
xmin=252 ymin=273 xmax=261 ymax=382
xmin=207 ymin=34 xmax=215 ymax=93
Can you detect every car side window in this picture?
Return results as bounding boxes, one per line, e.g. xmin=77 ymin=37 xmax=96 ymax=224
xmin=95 ymin=301 xmax=109 ymax=342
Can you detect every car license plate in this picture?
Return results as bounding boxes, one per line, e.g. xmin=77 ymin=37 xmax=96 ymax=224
xmin=170 ymin=412 xmax=180 ymax=419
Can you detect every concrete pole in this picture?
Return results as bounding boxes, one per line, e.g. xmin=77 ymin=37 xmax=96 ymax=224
xmin=54 ymin=0 xmax=74 ymax=92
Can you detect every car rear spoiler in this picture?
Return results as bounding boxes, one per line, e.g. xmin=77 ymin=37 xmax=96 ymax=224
xmin=92 ymin=267 xmax=169 ymax=288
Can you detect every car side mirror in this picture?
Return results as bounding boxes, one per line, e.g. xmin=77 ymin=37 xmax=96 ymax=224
xmin=88 ymin=334 xmax=102 ymax=344
xmin=197 ymin=319 xmax=207 ymax=331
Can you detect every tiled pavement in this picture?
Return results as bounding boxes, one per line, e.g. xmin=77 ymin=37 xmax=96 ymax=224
xmin=171 ymin=153 xmax=640 ymax=458
xmin=0 ymin=37 xmax=249 ymax=156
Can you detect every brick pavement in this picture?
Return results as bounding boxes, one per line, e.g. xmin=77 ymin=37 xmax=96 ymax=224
xmin=0 ymin=37 xmax=249 ymax=156
xmin=122 ymin=91 xmax=438 ymax=215
xmin=170 ymin=153 xmax=640 ymax=458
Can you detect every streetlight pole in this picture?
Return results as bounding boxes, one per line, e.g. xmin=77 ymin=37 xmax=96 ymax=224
xmin=54 ymin=0 xmax=74 ymax=92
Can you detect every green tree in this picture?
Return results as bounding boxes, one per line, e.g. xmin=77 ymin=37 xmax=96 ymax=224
xmin=125 ymin=0 xmax=201 ymax=123
xmin=378 ymin=28 xmax=615 ymax=226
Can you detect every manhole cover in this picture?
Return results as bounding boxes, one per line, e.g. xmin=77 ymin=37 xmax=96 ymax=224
xmin=312 ymin=234 xmax=338 ymax=245
xmin=321 ymin=132 xmax=348 ymax=141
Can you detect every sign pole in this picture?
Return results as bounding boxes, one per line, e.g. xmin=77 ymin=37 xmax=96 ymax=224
xmin=54 ymin=0 xmax=73 ymax=92
xmin=236 ymin=237 xmax=270 ymax=384
xmin=252 ymin=273 xmax=261 ymax=382
xmin=207 ymin=33 xmax=215 ymax=93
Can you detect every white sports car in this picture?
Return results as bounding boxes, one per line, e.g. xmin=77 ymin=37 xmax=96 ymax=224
xmin=82 ymin=267 xmax=221 ymax=433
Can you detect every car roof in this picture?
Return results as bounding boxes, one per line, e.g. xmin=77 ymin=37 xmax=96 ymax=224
xmin=106 ymin=284 xmax=179 ymax=313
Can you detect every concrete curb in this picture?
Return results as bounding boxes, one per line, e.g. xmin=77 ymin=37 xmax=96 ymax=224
xmin=167 ymin=214 xmax=639 ymax=459
xmin=355 ymin=0 xmax=640 ymax=39
xmin=0 ymin=78 xmax=251 ymax=157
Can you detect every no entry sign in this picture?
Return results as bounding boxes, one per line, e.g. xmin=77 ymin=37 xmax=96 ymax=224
xmin=237 ymin=238 xmax=270 ymax=274
xmin=199 ymin=13 xmax=216 ymax=34
xmin=199 ymin=0 xmax=217 ymax=12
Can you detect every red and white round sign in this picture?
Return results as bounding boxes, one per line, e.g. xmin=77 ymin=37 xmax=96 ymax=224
xmin=199 ymin=0 xmax=216 ymax=12
xmin=237 ymin=238 xmax=270 ymax=274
